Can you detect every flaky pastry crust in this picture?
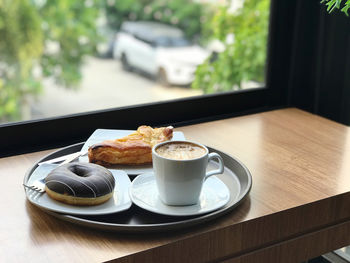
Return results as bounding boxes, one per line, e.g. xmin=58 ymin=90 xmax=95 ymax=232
xmin=88 ymin=125 xmax=173 ymax=165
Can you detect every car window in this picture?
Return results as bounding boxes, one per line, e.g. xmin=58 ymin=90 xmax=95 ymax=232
xmin=170 ymin=37 xmax=191 ymax=47
xmin=154 ymin=37 xmax=191 ymax=47
xmin=154 ymin=37 xmax=171 ymax=47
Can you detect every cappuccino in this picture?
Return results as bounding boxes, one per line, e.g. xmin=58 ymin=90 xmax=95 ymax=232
xmin=152 ymin=140 xmax=224 ymax=205
xmin=156 ymin=142 xmax=206 ymax=160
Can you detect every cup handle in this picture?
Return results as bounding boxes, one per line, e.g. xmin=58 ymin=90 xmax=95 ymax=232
xmin=205 ymin=152 xmax=224 ymax=179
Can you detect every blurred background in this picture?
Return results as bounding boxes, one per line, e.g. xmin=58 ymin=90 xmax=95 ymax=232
xmin=0 ymin=0 xmax=270 ymax=124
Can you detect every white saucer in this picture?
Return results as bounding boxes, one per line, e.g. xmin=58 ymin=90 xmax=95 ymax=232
xmin=25 ymin=163 xmax=132 ymax=216
xmin=129 ymin=172 xmax=230 ymax=217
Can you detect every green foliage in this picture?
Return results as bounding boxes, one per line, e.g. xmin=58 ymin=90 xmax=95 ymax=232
xmin=192 ymin=0 xmax=270 ymax=93
xmin=37 ymin=0 xmax=100 ymax=88
xmin=0 ymin=0 xmax=43 ymax=121
xmin=321 ymin=0 xmax=350 ymax=15
xmin=0 ymin=0 xmax=100 ymax=122
xmin=104 ymin=0 xmax=211 ymax=40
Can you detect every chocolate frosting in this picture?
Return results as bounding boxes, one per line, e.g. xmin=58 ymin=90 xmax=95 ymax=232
xmin=45 ymin=163 xmax=115 ymax=198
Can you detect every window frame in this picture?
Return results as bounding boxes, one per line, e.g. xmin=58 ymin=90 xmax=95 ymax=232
xmin=1 ymin=0 xmax=297 ymax=157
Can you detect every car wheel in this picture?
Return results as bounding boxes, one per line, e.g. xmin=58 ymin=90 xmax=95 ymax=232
xmin=121 ymin=53 xmax=132 ymax=71
xmin=157 ymin=68 xmax=171 ymax=87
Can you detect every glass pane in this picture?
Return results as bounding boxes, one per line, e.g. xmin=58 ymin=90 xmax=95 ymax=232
xmin=0 ymin=0 xmax=270 ymax=124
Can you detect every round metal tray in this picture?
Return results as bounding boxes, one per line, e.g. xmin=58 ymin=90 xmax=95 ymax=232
xmin=24 ymin=143 xmax=252 ymax=233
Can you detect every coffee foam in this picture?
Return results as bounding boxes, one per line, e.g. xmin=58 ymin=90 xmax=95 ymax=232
xmin=156 ymin=142 xmax=206 ymax=160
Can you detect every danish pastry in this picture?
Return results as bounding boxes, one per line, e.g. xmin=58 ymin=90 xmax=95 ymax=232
xmin=88 ymin=125 xmax=173 ymax=165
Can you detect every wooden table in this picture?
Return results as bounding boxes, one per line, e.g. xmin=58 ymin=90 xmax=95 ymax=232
xmin=2 ymin=108 xmax=350 ymax=263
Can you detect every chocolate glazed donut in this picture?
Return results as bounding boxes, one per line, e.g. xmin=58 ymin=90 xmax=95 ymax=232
xmin=45 ymin=163 xmax=115 ymax=206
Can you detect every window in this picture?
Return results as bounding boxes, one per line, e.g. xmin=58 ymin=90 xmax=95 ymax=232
xmin=0 ymin=0 xmax=271 ymax=125
xmin=2 ymin=0 xmax=349 ymax=157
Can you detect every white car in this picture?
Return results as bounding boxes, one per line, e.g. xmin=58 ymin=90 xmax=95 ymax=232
xmin=113 ymin=21 xmax=210 ymax=86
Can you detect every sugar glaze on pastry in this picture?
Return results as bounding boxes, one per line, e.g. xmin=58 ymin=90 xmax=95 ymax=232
xmin=88 ymin=125 xmax=173 ymax=165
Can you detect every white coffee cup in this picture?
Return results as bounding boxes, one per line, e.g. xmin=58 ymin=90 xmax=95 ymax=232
xmin=152 ymin=140 xmax=224 ymax=206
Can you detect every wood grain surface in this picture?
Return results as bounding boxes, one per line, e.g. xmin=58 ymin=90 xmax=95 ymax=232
xmin=1 ymin=108 xmax=350 ymax=263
